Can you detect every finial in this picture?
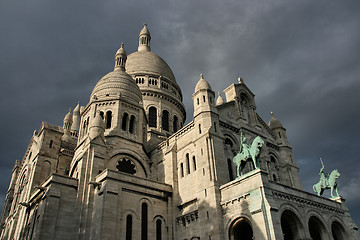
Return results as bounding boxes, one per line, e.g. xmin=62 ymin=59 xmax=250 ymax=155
xmin=121 ymin=42 xmax=124 ymax=48
xmin=238 ymin=77 xmax=244 ymax=84
xmin=218 ymin=91 xmax=221 ymax=96
xmin=144 ymin=23 xmax=147 ymax=27
xmin=271 ymin=112 xmax=274 ymax=115
xmin=68 ymin=108 xmax=72 ymax=113
xmin=200 ymin=73 xmax=204 ymax=79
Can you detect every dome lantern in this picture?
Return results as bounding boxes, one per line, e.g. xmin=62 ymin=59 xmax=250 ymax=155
xmin=114 ymin=43 xmax=127 ymax=71
xmin=138 ymin=23 xmax=151 ymax=52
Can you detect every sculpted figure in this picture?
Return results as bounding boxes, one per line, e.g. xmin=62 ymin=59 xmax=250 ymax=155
xmin=313 ymin=158 xmax=341 ymax=198
xmin=233 ymin=132 xmax=264 ymax=178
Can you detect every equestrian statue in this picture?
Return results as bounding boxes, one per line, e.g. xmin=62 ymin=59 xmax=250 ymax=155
xmin=232 ymin=131 xmax=264 ymax=178
xmin=313 ymin=157 xmax=341 ymax=198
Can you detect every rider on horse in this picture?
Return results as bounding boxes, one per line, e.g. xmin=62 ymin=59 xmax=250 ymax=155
xmin=319 ymin=158 xmax=329 ymax=188
xmin=240 ymin=131 xmax=250 ymax=158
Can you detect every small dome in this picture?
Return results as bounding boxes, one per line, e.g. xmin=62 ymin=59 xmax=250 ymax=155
xmin=216 ymin=92 xmax=224 ymax=105
xmin=126 ymin=51 xmax=177 ymax=83
xmin=269 ymin=112 xmax=283 ymax=129
xmin=195 ymin=74 xmax=212 ymax=92
xmin=90 ymin=70 xmax=142 ymax=104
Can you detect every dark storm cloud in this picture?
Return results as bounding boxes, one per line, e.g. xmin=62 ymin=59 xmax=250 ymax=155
xmin=1 ymin=0 xmax=360 ymax=227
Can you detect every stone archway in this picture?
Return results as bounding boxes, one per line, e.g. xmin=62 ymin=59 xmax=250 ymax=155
xmin=281 ymin=209 xmax=305 ymax=240
xmin=308 ymin=216 xmax=329 ymax=240
xmin=229 ymin=217 xmax=253 ymax=240
xmin=331 ymin=221 xmax=349 ymax=240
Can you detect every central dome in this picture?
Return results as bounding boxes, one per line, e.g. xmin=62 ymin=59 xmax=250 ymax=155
xmin=126 ymin=50 xmax=176 ymax=83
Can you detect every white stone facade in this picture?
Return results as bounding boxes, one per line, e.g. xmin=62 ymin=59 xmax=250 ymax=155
xmin=0 ymin=25 xmax=358 ymax=240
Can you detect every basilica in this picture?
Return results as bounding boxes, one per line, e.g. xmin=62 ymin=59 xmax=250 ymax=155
xmin=0 ymin=25 xmax=358 ymax=240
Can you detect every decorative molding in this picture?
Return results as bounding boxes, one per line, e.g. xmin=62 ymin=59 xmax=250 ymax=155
xmin=176 ymin=210 xmax=199 ymax=227
xmin=272 ymin=190 xmax=345 ymax=214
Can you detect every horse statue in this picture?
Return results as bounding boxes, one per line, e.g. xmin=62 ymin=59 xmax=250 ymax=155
xmin=232 ymin=135 xmax=264 ymax=178
xmin=313 ymin=169 xmax=341 ymax=198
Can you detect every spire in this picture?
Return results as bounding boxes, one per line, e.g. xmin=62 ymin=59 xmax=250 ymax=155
xmin=138 ymin=23 xmax=151 ymax=51
xmin=216 ymin=92 xmax=224 ymax=105
xmin=114 ymin=43 xmax=127 ymax=71
xmin=238 ymin=77 xmax=244 ymax=84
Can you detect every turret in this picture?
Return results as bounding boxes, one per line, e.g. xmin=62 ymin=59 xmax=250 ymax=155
xmin=269 ymin=112 xmax=289 ymax=147
xmin=193 ymin=74 xmax=217 ymax=118
xmin=268 ymin=112 xmax=302 ymax=189
xmin=192 ymin=74 xmax=219 ymax=134
xmin=89 ymin=111 xmax=105 ymax=140
xmin=62 ymin=108 xmax=73 ymax=142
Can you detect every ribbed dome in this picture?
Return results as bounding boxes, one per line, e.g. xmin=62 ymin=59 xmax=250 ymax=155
xmin=195 ymin=74 xmax=212 ymax=92
xmin=126 ymin=51 xmax=176 ymax=83
xmin=90 ymin=69 xmax=142 ymax=105
xmin=269 ymin=112 xmax=283 ymax=129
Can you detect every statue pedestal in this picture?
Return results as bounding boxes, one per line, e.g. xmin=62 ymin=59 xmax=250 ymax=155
xmin=330 ymin=196 xmax=345 ymax=203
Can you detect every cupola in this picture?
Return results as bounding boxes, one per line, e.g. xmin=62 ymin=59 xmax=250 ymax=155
xmin=138 ymin=23 xmax=151 ymax=51
xmin=114 ymin=43 xmax=127 ymax=71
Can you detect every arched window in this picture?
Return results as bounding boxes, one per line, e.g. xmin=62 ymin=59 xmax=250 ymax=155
xmin=186 ymin=154 xmax=190 ymax=174
xmin=331 ymin=221 xmax=348 ymax=240
xmin=173 ymin=115 xmax=178 ymax=132
xmin=192 ymin=156 xmax=197 ymax=171
xmin=100 ymin=111 xmax=104 ymax=119
xmin=180 ymin=163 xmax=184 ymax=178
xmin=149 ymin=107 xmax=157 ymax=128
xmin=199 ymin=124 xmax=202 ymax=134
xmin=85 ymin=117 xmax=89 ymax=134
xmin=129 ymin=115 xmax=135 ymax=133
xmin=162 ymin=110 xmax=169 ymax=131
xmin=126 ymin=215 xmax=132 ymax=240
xmin=281 ymin=210 xmax=305 ymax=240
xmin=228 ymin=159 xmax=234 ymax=181
xmin=203 ymin=95 xmax=206 ymax=102
xmin=122 ymin=113 xmax=128 ymax=131
xmin=42 ymin=161 xmax=51 ymax=180
xmin=156 ymin=219 xmax=162 ymax=240
xmin=106 ymin=111 xmax=112 ymax=129
xmin=49 ymin=140 xmax=53 ymax=148
xmin=141 ymin=203 xmax=148 ymax=240
xmin=229 ymin=218 xmax=253 ymax=240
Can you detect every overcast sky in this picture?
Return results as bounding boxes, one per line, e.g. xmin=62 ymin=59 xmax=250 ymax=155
xmin=1 ymin=0 xmax=360 ymax=228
